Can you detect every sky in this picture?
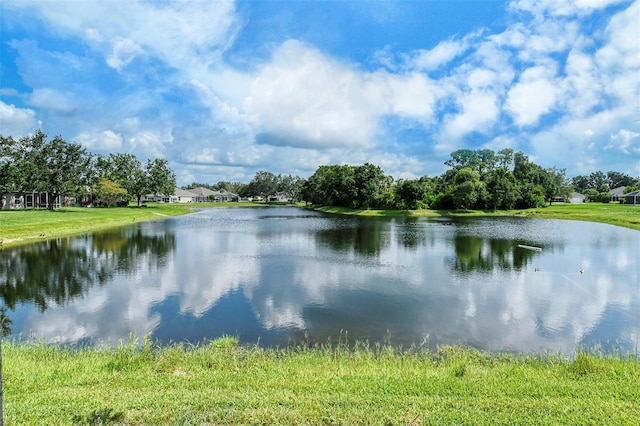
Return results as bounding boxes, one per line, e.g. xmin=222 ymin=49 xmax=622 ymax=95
xmin=1 ymin=0 xmax=639 ymax=186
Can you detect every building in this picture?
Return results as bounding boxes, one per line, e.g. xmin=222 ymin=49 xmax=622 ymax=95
xmin=1 ymin=191 xmax=66 ymax=210
xmin=568 ymin=192 xmax=586 ymax=203
xmin=624 ymin=190 xmax=640 ymax=206
xmin=610 ymin=186 xmax=627 ymax=202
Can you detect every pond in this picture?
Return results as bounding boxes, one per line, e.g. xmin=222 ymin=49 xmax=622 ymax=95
xmin=1 ymin=206 xmax=639 ymax=355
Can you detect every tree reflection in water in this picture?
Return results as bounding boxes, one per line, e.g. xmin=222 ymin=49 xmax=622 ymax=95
xmin=0 ymin=228 xmax=175 ymax=314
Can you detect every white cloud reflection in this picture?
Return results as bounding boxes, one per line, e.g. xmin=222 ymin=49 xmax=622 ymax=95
xmin=16 ymin=210 xmax=640 ymax=355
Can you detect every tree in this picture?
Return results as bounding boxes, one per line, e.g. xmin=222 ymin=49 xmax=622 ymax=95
xmin=92 ymin=178 xmax=128 ymax=207
xmin=276 ymin=174 xmax=302 ymax=202
xmin=496 ymin=148 xmax=515 ymax=170
xmin=450 ymin=167 xmax=483 ymax=210
xmin=606 ymin=171 xmax=637 ymax=189
xmin=146 ymin=158 xmax=176 ymax=201
xmin=244 ymin=171 xmax=279 ymax=199
xmin=394 ymin=179 xmax=427 ymax=210
xmin=18 ymin=131 xmax=93 ymax=210
xmin=354 ymin=163 xmax=390 ymax=208
xmin=97 ymin=153 xmax=143 ymax=204
xmin=0 ymin=136 xmax=20 ymax=209
xmin=513 ymin=152 xmax=556 ymax=207
xmin=301 ymin=165 xmax=358 ymax=207
xmin=486 ymin=168 xmax=518 ymax=210
xmin=588 ymin=171 xmax=609 ymax=193
xmin=444 ymin=149 xmax=479 ymax=171
xmin=571 ymin=175 xmax=590 ymax=193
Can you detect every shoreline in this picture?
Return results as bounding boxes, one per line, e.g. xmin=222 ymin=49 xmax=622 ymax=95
xmin=312 ymin=203 xmax=640 ymax=231
xmin=2 ymin=202 xmax=638 ymax=250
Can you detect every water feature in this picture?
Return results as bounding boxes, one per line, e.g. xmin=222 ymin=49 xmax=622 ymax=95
xmin=2 ymin=206 xmax=638 ymax=355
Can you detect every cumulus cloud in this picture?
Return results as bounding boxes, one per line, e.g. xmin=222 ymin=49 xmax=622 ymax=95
xmin=106 ymin=37 xmax=144 ymax=71
xmin=244 ymin=40 xmax=440 ymax=150
xmin=75 ymin=130 xmax=124 ymax=151
xmin=29 ymin=88 xmax=81 ymax=114
xmin=408 ymin=38 xmax=470 ymax=71
xmin=2 ymin=0 xmax=638 ymax=183
xmin=608 ymin=129 xmax=640 ymax=154
xmin=506 ymin=65 xmax=559 ymax=126
xmin=0 ymin=100 xmax=37 ymax=136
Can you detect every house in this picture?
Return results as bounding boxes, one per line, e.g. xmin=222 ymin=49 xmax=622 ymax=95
xmin=1 ymin=191 xmax=65 ymax=210
xmin=189 ymin=186 xmax=216 ymax=202
xmin=610 ymin=186 xmax=627 ymax=202
xmin=268 ymin=193 xmax=289 ymax=203
xmin=169 ymin=187 xmax=197 ymax=203
xmin=212 ymin=191 xmax=239 ymax=202
xmin=624 ymin=190 xmax=640 ymax=206
xmin=568 ymin=192 xmax=586 ymax=203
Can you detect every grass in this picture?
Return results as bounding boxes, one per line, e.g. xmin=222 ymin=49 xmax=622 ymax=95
xmin=314 ymin=202 xmax=640 ymax=231
xmin=2 ymin=204 xmax=638 ymax=423
xmin=0 ymin=202 xmax=264 ymax=248
xmin=3 ymin=338 xmax=639 ymax=425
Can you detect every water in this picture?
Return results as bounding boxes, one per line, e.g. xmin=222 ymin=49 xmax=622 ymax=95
xmin=2 ymin=206 xmax=639 ymax=355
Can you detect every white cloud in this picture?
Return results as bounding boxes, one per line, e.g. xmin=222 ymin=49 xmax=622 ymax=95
xmin=29 ymin=88 xmax=80 ymax=114
xmin=506 ymin=66 xmax=559 ymax=126
xmin=408 ymin=39 xmax=469 ymax=71
xmin=244 ymin=40 xmax=440 ymax=150
xmin=439 ymin=89 xmax=500 ymax=145
xmin=128 ymin=129 xmax=173 ymax=157
xmin=0 ymin=100 xmax=37 ymax=136
xmin=608 ymin=129 xmax=640 ymax=154
xmin=75 ymin=130 xmax=124 ymax=151
xmin=509 ymin=0 xmax=628 ymax=17
xmin=106 ymin=37 xmax=144 ymax=71
xmin=595 ymin=0 xmax=640 ymax=70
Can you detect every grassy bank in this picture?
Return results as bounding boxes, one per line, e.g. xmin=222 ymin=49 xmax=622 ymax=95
xmin=315 ymin=203 xmax=640 ymax=231
xmin=0 ymin=202 xmax=265 ymax=248
xmin=3 ymin=338 xmax=639 ymax=425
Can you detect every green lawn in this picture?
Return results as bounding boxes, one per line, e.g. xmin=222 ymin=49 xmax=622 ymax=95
xmin=0 ymin=202 xmax=265 ymax=248
xmin=315 ymin=203 xmax=640 ymax=231
xmin=3 ymin=338 xmax=639 ymax=425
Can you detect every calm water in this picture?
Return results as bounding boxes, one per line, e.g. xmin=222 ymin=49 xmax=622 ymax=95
xmin=2 ymin=207 xmax=639 ymax=355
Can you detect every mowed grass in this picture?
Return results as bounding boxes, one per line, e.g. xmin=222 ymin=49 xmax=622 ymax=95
xmin=0 ymin=202 xmax=265 ymax=248
xmin=315 ymin=203 xmax=640 ymax=231
xmin=3 ymin=338 xmax=639 ymax=425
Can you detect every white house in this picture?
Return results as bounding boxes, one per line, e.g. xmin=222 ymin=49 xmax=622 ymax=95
xmin=169 ymin=187 xmax=197 ymax=203
xmin=568 ymin=192 xmax=586 ymax=203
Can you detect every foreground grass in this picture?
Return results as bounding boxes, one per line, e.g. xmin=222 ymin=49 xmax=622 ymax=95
xmin=3 ymin=338 xmax=639 ymax=425
xmin=0 ymin=202 xmax=264 ymax=248
xmin=315 ymin=203 xmax=640 ymax=231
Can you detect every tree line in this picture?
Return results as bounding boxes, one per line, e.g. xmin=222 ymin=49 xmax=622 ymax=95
xmin=240 ymin=148 xmax=639 ymax=210
xmin=3 ymin=130 xmax=638 ymax=211
xmin=1 ymin=130 xmax=176 ymax=209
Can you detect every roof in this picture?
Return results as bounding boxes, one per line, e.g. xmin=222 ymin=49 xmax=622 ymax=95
xmin=625 ymin=190 xmax=640 ymax=196
xmin=190 ymin=187 xmax=215 ymax=197
xmin=610 ymin=186 xmax=626 ymax=196
xmin=212 ymin=191 xmax=239 ymax=197
xmin=569 ymin=192 xmax=585 ymax=198
xmin=173 ymin=187 xmax=196 ymax=197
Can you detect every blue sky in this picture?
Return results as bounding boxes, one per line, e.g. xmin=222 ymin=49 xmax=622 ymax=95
xmin=1 ymin=0 xmax=638 ymax=185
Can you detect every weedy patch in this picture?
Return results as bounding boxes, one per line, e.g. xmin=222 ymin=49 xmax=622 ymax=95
xmin=72 ymin=408 xmax=124 ymax=425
